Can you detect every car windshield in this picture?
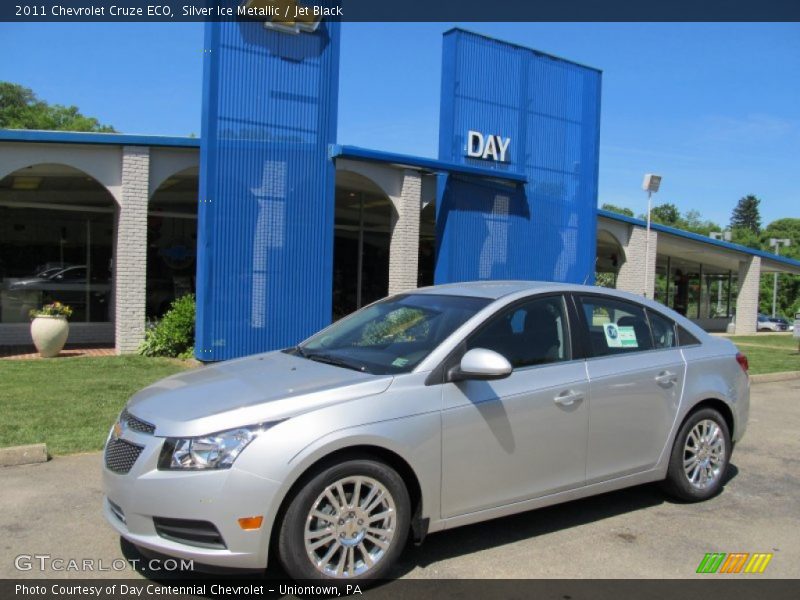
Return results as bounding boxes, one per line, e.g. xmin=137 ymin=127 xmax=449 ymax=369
xmin=296 ymin=294 xmax=491 ymax=375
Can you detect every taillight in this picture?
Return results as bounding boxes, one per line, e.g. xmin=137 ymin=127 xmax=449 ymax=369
xmin=736 ymin=352 xmax=749 ymax=373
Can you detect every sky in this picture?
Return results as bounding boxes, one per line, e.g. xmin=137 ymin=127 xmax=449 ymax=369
xmin=1 ymin=22 xmax=798 ymax=226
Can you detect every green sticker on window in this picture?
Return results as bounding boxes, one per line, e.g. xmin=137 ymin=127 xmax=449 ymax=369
xmin=617 ymin=326 xmax=639 ymax=347
xmin=392 ymin=357 xmax=409 ymax=367
xmin=604 ymin=323 xmax=638 ymax=348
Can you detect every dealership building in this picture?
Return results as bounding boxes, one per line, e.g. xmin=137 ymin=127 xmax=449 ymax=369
xmin=1 ymin=27 xmax=799 ymax=358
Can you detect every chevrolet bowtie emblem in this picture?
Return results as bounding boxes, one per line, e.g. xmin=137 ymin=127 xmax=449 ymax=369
xmin=241 ymin=0 xmax=322 ymax=34
xmin=113 ymin=420 xmax=125 ymax=439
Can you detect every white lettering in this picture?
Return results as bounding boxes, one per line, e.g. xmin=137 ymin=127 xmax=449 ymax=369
xmin=482 ymin=134 xmax=498 ymax=160
xmin=465 ymin=131 xmax=511 ymax=162
xmin=496 ymin=136 xmax=511 ymax=162
xmin=467 ymin=130 xmax=484 ymax=158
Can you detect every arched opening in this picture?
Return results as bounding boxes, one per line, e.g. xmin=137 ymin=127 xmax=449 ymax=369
xmin=595 ymin=228 xmax=625 ymax=288
xmin=334 ymin=171 xmax=392 ymax=320
xmin=147 ymin=167 xmax=198 ymax=318
xmin=0 ymin=163 xmax=115 ymax=325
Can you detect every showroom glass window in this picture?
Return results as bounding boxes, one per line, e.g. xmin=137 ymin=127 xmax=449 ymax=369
xmin=0 ymin=165 xmax=114 ymax=323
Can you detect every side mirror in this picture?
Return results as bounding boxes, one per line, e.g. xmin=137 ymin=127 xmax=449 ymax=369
xmin=449 ymin=348 xmax=512 ymax=382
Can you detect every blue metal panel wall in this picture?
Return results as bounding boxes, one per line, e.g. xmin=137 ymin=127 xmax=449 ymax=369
xmin=197 ymin=15 xmax=340 ymax=361
xmin=436 ymin=29 xmax=601 ymax=285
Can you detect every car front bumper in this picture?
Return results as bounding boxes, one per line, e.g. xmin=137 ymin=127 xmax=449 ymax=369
xmin=101 ymin=430 xmax=282 ymax=570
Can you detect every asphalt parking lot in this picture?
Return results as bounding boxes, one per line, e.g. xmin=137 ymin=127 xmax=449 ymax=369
xmin=1 ymin=380 xmax=798 ymax=580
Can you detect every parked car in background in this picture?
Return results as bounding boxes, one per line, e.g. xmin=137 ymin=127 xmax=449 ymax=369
xmin=103 ymin=282 xmax=750 ymax=581
xmin=769 ymin=317 xmax=794 ymax=332
xmin=757 ymin=313 xmax=789 ymax=332
xmin=6 ymin=265 xmax=111 ymax=322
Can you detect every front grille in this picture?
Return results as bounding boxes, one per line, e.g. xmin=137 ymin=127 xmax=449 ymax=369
xmin=105 ymin=438 xmax=144 ymax=474
xmin=121 ymin=409 xmax=156 ymax=434
xmin=153 ymin=517 xmax=227 ymax=549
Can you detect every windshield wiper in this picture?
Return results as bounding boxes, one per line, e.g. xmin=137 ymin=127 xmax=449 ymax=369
xmin=301 ymin=351 xmax=367 ymax=373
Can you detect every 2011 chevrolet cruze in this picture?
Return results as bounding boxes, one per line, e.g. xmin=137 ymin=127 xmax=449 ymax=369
xmin=102 ymin=281 xmax=749 ymax=580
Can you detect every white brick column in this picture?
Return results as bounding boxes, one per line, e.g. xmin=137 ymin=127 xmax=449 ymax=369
xmin=734 ymin=255 xmax=761 ymax=335
xmin=615 ymin=226 xmax=658 ymax=298
xmin=114 ymin=146 xmax=150 ymax=353
xmin=388 ymin=169 xmax=422 ymax=295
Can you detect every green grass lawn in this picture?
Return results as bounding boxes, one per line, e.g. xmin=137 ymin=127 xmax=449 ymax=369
xmin=0 ymin=356 xmax=192 ymax=455
xmin=727 ymin=334 xmax=800 ymax=375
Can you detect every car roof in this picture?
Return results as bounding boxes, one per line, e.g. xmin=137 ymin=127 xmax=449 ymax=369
xmin=412 ymin=280 xmax=627 ymax=300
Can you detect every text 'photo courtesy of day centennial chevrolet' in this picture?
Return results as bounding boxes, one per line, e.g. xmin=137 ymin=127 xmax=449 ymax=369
xmin=102 ymin=282 xmax=750 ymax=580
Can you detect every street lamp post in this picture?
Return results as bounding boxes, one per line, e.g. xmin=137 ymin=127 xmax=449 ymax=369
xmin=642 ymin=174 xmax=662 ymax=299
xmin=768 ymin=238 xmax=791 ymax=317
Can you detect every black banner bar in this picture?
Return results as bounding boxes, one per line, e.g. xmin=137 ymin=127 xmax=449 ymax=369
xmin=1 ymin=0 xmax=800 ymax=23
xmin=3 ymin=579 xmax=800 ymax=600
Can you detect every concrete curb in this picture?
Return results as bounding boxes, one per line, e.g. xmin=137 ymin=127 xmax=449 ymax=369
xmin=751 ymin=371 xmax=800 ymax=384
xmin=0 ymin=443 xmax=48 ymax=467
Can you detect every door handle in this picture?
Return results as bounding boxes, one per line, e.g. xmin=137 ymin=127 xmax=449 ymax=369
xmin=655 ymin=371 xmax=678 ymax=386
xmin=554 ymin=390 xmax=584 ymax=406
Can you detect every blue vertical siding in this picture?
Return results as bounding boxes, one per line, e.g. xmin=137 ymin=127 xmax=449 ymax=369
xmin=436 ymin=29 xmax=601 ymax=285
xmin=196 ymin=17 xmax=340 ymax=361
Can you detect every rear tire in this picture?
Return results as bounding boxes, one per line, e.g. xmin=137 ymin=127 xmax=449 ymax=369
xmin=662 ymin=408 xmax=731 ymax=502
xmin=277 ymin=459 xmax=410 ymax=581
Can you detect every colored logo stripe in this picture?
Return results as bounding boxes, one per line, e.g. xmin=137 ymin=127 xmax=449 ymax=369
xmin=719 ymin=553 xmax=749 ymax=573
xmin=744 ymin=553 xmax=773 ymax=574
xmin=697 ymin=553 xmax=726 ymax=573
xmin=696 ymin=552 xmax=773 ymax=574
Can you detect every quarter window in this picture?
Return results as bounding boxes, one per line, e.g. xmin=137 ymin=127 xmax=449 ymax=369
xmin=467 ymin=295 xmax=570 ymax=368
xmin=578 ymin=295 xmax=654 ymax=356
xmin=677 ymin=325 xmax=701 ymax=347
xmin=646 ymin=309 xmax=677 ymax=349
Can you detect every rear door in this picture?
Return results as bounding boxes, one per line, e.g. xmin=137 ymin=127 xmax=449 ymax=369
xmin=575 ymin=294 xmax=685 ymax=483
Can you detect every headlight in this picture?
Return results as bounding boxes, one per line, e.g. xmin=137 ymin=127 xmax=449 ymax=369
xmin=158 ymin=424 xmax=274 ymax=470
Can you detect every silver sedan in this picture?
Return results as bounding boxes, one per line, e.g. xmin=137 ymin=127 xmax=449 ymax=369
xmin=102 ymin=281 xmax=749 ymax=580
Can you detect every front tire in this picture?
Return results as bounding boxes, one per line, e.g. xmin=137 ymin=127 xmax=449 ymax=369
xmin=277 ymin=459 xmax=410 ymax=580
xmin=663 ymin=408 xmax=731 ymax=501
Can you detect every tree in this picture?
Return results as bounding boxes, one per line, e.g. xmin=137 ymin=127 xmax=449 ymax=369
xmin=730 ymin=226 xmax=761 ymax=250
xmin=648 ymin=203 xmax=681 ymax=227
xmin=730 ymin=195 xmax=761 ymax=234
xmin=758 ymin=218 xmax=800 ymax=318
xmin=0 ymin=82 xmax=115 ymax=132
xmin=682 ymin=209 xmax=723 ymax=237
xmin=600 ymin=203 xmax=634 ymax=217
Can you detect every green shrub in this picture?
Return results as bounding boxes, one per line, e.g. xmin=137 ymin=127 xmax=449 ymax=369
xmin=138 ymin=294 xmax=196 ymax=359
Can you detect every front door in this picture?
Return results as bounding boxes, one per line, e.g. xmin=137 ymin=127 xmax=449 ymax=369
xmin=440 ymin=294 xmax=589 ymax=518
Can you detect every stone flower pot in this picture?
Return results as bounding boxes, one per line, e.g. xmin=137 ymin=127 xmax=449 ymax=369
xmin=30 ymin=315 xmax=69 ymax=358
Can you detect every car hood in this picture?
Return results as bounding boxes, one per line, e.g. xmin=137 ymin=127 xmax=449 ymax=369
xmin=126 ymin=351 xmax=393 ymax=437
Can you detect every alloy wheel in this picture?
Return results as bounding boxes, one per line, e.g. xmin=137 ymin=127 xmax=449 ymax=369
xmin=683 ymin=419 xmax=726 ymax=490
xmin=303 ymin=475 xmax=397 ymax=578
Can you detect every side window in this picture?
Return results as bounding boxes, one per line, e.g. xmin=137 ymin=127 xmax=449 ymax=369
xmin=647 ymin=309 xmax=677 ymax=349
xmin=578 ymin=295 xmax=654 ymax=357
xmin=467 ymin=295 xmax=570 ymax=369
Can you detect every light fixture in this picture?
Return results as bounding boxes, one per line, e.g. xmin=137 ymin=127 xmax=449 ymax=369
xmin=768 ymin=238 xmax=791 ymax=317
xmin=642 ymin=173 xmax=662 ymax=299
xmin=709 ymin=231 xmax=732 ymax=242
